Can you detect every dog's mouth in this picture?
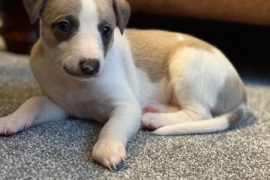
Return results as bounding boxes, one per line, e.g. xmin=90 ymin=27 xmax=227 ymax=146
xmin=63 ymin=65 xmax=98 ymax=79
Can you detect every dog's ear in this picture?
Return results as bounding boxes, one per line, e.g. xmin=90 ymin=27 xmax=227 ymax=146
xmin=23 ymin=0 xmax=47 ymax=24
xmin=113 ymin=0 xmax=130 ymax=34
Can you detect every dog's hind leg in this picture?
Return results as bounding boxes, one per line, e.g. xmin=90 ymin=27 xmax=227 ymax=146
xmin=143 ymin=43 xmax=245 ymax=135
xmin=141 ymin=105 xmax=212 ymax=130
xmin=143 ymin=103 xmax=180 ymax=114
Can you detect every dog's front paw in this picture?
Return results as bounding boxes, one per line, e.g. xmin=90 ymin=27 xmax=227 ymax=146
xmin=0 ymin=116 xmax=31 ymax=136
xmin=92 ymin=139 xmax=126 ymax=170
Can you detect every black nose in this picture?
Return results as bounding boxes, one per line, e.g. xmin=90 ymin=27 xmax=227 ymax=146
xmin=80 ymin=59 xmax=100 ymax=76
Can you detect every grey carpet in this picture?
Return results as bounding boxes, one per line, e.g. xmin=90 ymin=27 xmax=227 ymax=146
xmin=0 ymin=51 xmax=269 ymax=180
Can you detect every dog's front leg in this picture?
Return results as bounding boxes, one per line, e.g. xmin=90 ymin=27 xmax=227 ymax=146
xmin=0 ymin=96 xmax=67 ymax=135
xmin=92 ymin=103 xmax=141 ymax=169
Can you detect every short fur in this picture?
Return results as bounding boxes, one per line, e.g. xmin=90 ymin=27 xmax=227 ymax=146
xmin=0 ymin=0 xmax=247 ymax=170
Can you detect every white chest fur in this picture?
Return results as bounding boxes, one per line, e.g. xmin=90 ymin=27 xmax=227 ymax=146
xmin=30 ymin=30 xmax=177 ymax=123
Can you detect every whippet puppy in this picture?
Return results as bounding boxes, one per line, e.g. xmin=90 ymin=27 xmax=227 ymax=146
xmin=0 ymin=0 xmax=247 ymax=169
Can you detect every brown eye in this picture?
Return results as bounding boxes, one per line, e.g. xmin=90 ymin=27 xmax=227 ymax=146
xmin=57 ymin=22 xmax=70 ymax=33
xmin=102 ymin=26 xmax=111 ymax=37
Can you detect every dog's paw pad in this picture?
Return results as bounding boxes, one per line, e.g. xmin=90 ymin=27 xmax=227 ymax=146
xmin=143 ymin=106 xmax=160 ymax=113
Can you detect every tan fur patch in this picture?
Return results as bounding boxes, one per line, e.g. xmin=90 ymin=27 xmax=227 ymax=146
xmin=126 ymin=30 xmax=178 ymax=82
xmin=211 ymin=76 xmax=247 ymax=116
xmin=41 ymin=0 xmax=82 ymax=23
xmin=228 ymin=108 xmax=244 ymax=126
xmin=177 ymin=39 xmax=214 ymax=54
xmin=39 ymin=0 xmax=82 ymax=46
xmin=95 ymin=0 xmax=116 ymax=24
xmin=30 ymin=39 xmax=43 ymax=63
xmin=126 ymin=29 xmax=214 ymax=82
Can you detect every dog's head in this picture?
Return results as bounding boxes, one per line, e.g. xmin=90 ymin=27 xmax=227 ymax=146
xmin=23 ymin=0 xmax=130 ymax=79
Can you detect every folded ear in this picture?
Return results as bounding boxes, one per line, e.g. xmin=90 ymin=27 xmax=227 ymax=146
xmin=23 ymin=0 xmax=47 ymax=24
xmin=113 ymin=0 xmax=130 ymax=35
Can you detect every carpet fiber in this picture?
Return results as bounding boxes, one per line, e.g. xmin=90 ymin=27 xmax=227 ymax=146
xmin=0 ymin=51 xmax=269 ymax=179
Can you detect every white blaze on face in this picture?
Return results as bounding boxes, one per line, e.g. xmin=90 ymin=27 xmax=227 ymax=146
xmin=79 ymin=0 xmax=104 ymax=58
xmin=60 ymin=0 xmax=105 ymax=77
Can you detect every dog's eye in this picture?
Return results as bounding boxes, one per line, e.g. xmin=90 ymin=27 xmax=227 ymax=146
xmin=102 ymin=26 xmax=111 ymax=37
xmin=57 ymin=22 xmax=70 ymax=33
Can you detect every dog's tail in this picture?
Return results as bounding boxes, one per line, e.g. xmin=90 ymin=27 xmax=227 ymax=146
xmin=152 ymin=103 xmax=247 ymax=136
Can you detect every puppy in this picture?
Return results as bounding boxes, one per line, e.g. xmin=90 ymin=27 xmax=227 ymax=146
xmin=0 ymin=0 xmax=247 ymax=169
